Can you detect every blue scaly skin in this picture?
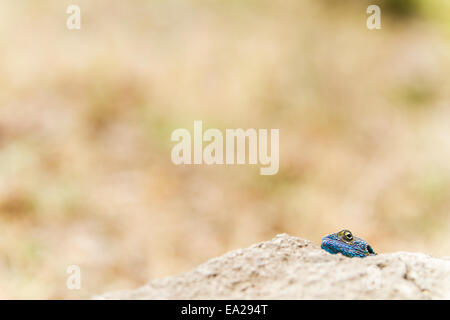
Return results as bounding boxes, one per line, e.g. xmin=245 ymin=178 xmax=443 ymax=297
xmin=321 ymin=229 xmax=376 ymax=258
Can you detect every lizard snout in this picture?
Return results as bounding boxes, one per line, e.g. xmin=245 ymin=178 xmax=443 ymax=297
xmin=366 ymin=244 xmax=376 ymax=255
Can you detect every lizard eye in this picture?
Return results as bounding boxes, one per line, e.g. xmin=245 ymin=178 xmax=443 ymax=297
xmin=344 ymin=231 xmax=353 ymax=241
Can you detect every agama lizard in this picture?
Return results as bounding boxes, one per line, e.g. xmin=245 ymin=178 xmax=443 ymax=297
xmin=321 ymin=229 xmax=376 ymax=258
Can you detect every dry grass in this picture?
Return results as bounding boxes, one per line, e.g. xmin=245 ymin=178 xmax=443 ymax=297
xmin=0 ymin=0 xmax=450 ymax=298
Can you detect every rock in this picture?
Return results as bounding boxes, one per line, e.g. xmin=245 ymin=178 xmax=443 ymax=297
xmin=97 ymin=234 xmax=450 ymax=299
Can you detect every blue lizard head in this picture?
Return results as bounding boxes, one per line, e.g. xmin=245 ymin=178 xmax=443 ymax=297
xmin=321 ymin=229 xmax=376 ymax=258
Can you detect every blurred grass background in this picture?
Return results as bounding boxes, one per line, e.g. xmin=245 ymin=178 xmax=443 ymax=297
xmin=0 ymin=0 xmax=450 ymax=298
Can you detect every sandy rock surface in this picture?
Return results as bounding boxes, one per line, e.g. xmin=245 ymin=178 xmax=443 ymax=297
xmin=98 ymin=234 xmax=450 ymax=299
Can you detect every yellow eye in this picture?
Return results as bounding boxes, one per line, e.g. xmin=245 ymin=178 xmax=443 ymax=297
xmin=344 ymin=231 xmax=353 ymax=241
